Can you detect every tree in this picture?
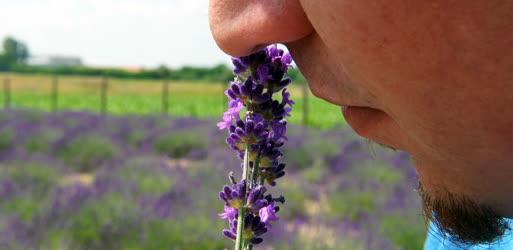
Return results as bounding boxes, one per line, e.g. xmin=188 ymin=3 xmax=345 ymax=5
xmin=0 ymin=54 xmax=8 ymax=71
xmin=2 ymin=37 xmax=29 ymax=67
xmin=156 ymin=64 xmax=171 ymax=78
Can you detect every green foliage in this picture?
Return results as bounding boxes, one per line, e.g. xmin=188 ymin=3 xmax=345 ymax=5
xmin=141 ymin=217 xmax=228 ymax=250
xmin=306 ymin=135 xmax=340 ymax=158
xmin=0 ymin=37 xmax=29 ymax=70
xmin=154 ymin=132 xmax=208 ymax=158
xmin=288 ymin=67 xmax=307 ymax=84
xmin=3 ymin=37 xmax=29 ymax=63
xmin=0 ymin=164 xmax=59 ymax=221
xmin=291 ymin=238 xmax=365 ymax=250
xmin=25 ymin=128 xmax=62 ymax=153
xmin=283 ymin=134 xmax=338 ymax=171
xmin=328 ymin=191 xmax=376 ymax=221
xmin=20 ymin=110 xmax=44 ymax=123
xmin=357 ymin=164 xmax=404 ymax=186
xmin=3 ymin=197 xmax=43 ymax=222
xmin=381 ymin=214 xmax=427 ymax=250
xmin=10 ymin=63 xmax=236 ymax=83
xmin=0 ymin=128 xmax=15 ymax=151
xmin=1 ymin=164 xmax=59 ymax=192
xmin=59 ymin=134 xmax=118 ymax=172
xmin=127 ymin=130 xmax=146 ymax=148
xmin=171 ymin=64 xmax=233 ymax=82
xmin=8 ymin=63 xmax=308 ymax=84
xmin=43 ymin=194 xmax=228 ymax=249
xmin=279 ymin=180 xmax=308 ymax=219
xmin=0 ymin=54 xmax=8 ymax=71
xmin=67 ymin=194 xmax=140 ymax=249
xmin=303 ymin=158 xmax=327 ymax=183
xmin=283 ymin=146 xmax=314 ymax=170
xmin=120 ymin=159 xmax=175 ymax=194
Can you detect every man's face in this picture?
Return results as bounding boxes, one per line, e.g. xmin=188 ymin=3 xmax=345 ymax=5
xmin=209 ymin=0 xmax=513 ymax=244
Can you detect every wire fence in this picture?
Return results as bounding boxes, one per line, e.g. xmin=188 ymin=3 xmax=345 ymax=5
xmin=1 ymin=74 xmax=312 ymax=126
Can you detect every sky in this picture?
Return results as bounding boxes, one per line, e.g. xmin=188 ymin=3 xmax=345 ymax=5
xmin=0 ymin=0 xmax=231 ymax=68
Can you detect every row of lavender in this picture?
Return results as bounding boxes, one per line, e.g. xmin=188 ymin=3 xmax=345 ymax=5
xmin=0 ymin=109 xmax=425 ymax=249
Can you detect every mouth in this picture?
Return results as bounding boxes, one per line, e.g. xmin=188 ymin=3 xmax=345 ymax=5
xmin=342 ymin=106 xmax=403 ymax=150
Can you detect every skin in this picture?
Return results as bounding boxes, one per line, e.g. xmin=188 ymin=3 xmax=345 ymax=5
xmin=209 ymin=0 xmax=513 ymax=243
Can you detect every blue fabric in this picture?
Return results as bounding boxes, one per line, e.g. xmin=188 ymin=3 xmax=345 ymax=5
xmin=424 ymin=219 xmax=513 ymax=250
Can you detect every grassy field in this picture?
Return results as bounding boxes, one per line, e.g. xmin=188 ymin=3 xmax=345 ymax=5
xmin=0 ymin=73 xmax=345 ymax=129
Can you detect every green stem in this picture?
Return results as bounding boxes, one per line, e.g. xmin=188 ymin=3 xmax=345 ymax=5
xmin=250 ymin=154 xmax=261 ymax=189
xmin=235 ymin=145 xmax=251 ymax=250
xmin=245 ymin=154 xmax=260 ymax=250
xmin=234 ymin=207 xmax=246 ymax=250
xmin=242 ymin=145 xmax=250 ymax=181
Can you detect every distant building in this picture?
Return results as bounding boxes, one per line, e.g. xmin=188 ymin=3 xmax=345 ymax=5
xmin=27 ymin=55 xmax=83 ymax=67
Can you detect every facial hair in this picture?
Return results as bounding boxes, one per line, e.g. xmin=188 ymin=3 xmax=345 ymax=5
xmin=418 ymin=182 xmax=509 ymax=245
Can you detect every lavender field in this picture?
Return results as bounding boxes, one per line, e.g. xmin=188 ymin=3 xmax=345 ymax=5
xmin=0 ymin=109 xmax=426 ymax=250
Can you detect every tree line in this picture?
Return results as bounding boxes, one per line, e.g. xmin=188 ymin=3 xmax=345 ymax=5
xmin=0 ymin=37 xmax=306 ymax=84
xmin=0 ymin=37 xmax=29 ymax=71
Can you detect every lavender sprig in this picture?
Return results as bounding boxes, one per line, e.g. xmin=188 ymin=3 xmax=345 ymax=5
xmin=217 ymin=45 xmax=294 ymax=250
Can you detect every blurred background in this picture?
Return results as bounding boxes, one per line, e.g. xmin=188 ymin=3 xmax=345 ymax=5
xmin=0 ymin=0 xmax=426 ymax=249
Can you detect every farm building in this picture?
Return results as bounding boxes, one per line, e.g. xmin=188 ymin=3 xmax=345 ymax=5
xmin=27 ymin=55 xmax=83 ymax=67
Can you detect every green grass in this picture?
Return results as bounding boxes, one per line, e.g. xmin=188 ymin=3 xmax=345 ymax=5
xmin=0 ymin=73 xmax=346 ymax=129
xmin=1 ymin=92 xmax=343 ymax=128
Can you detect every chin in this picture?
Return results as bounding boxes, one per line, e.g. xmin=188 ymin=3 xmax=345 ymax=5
xmin=342 ymin=106 xmax=406 ymax=151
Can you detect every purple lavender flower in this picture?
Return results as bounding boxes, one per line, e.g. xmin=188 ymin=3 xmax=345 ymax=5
xmin=220 ymin=205 xmax=238 ymax=221
xmin=261 ymin=163 xmax=286 ymax=186
xmin=231 ymin=49 xmax=268 ymax=76
xmin=242 ymin=213 xmax=268 ymax=244
xmin=226 ymin=118 xmax=269 ymax=159
xmin=217 ymin=99 xmax=244 ymax=130
xmin=281 ymin=89 xmax=295 ymax=117
xmin=0 ymin=179 xmax=16 ymax=199
xmin=259 ymin=202 xmax=280 ymax=225
xmin=246 ymin=185 xmax=268 ymax=212
xmin=226 ymin=78 xmax=271 ymax=106
xmin=217 ymin=45 xmax=294 ymax=249
xmin=223 ymin=220 xmax=238 ymax=240
xmin=219 ymin=180 xmax=247 ymax=209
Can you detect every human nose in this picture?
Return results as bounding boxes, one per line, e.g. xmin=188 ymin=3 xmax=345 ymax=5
xmin=208 ymin=0 xmax=313 ymax=57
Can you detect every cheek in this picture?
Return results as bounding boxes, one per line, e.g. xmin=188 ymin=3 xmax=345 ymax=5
xmin=300 ymin=0 xmax=451 ymax=156
xmin=301 ymin=0 xmax=513 ymax=164
xmin=288 ymin=33 xmax=375 ymax=107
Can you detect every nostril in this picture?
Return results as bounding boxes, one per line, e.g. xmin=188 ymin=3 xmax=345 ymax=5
xmin=209 ymin=0 xmax=314 ymax=57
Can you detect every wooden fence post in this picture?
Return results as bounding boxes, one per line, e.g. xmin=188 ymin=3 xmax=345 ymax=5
xmin=51 ymin=76 xmax=59 ymax=112
xmin=100 ymin=77 xmax=108 ymax=115
xmin=3 ymin=76 xmax=10 ymax=109
xmin=162 ymin=80 xmax=169 ymax=114
xmin=302 ymin=83 xmax=309 ymax=126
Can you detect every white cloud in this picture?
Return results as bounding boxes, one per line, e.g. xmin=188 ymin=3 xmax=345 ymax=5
xmin=0 ymin=0 xmax=230 ymax=67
